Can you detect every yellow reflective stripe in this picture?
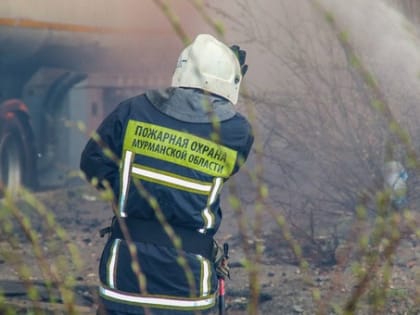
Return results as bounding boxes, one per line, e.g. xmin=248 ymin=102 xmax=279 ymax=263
xmin=123 ymin=120 xmax=237 ymax=178
xmin=107 ymin=239 xmax=121 ymax=289
xmin=118 ymin=150 xmax=134 ymax=217
xmin=99 ymin=285 xmax=216 ymax=310
xmin=131 ymin=164 xmax=212 ymax=194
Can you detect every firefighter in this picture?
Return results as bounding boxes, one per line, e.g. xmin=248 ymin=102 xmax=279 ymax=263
xmin=80 ymin=33 xmax=254 ymax=315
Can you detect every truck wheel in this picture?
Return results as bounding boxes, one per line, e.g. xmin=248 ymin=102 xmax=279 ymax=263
xmin=0 ymin=115 xmax=26 ymax=196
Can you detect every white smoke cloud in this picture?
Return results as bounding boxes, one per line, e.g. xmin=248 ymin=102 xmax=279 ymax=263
xmin=318 ymin=0 xmax=420 ymax=135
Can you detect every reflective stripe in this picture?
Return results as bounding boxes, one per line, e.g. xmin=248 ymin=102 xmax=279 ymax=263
xmin=202 ymin=177 xmax=224 ymax=229
xmin=99 ymin=285 xmax=216 ymax=309
xmin=198 ymin=255 xmax=211 ymax=296
xmin=107 ymin=239 xmax=121 ymax=289
xmin=131 ymin=165 xmax=212 ymax=194
xmin=208 ymin=177 xmax=223 ymax=205
xmin=119 ymin=150 xmax=134 ymax=217
xmin=202 ymin=208 xmax=213 ymax=230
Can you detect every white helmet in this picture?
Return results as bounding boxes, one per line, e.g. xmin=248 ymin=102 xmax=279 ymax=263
xmin=171 ymin=34 xmax=242 ymax=104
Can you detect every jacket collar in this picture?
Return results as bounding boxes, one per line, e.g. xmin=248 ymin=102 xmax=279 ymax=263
xmin=145 ymin=87 xmax=236 ymax=123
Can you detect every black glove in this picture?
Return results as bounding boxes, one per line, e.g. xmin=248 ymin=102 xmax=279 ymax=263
xmin=230 ymin=45 xmax=248 ymax=77
xmin=213 ymin=242 xmax=230 ymax=280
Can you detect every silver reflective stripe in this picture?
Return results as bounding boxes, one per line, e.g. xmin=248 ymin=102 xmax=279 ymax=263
xmin=119 ymin=150 xmax=134 ymax=217
xmin=99 ymin=285 xmax=216 ymax=309
xmin=209 ymin=177 xmax=223 ymax=205
xmin=202 ymin=177 xmax=224 ymax=229
xmin=197 ymin=255 xmax=211 ymax=296
xmin=202 ymin=208 xmax=213 ymax=230
xmin=107 ymin=239 xmax=121 ymax=289
xmin=131 ymin=165 xmax=212 ymax=193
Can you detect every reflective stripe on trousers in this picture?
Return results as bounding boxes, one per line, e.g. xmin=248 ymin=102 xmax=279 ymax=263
xmin=99 ymin=285 xmax=216 ymax=310
xmin=103 ymin=239 xmax=215 ymax=311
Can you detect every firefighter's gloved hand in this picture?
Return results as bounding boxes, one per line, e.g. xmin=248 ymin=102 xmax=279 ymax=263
xmin=230 ymin=45 xmax=248 ymax=77
xmin=215 ymin=256 xmax=230 ymax=280
xmin=213 ymin=242 xmax=230 ymax=279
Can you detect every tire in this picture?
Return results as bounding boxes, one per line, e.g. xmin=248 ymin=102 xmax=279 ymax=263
xmin=0 ymin=113 xmax=35 ymax=196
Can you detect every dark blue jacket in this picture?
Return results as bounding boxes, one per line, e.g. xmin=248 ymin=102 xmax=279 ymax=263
xmin=80 ymin=87 xmax=253 ymax=314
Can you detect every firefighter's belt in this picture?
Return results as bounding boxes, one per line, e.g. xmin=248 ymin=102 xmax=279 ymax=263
xmin=110 ymin=218 xmax=214 ymax=261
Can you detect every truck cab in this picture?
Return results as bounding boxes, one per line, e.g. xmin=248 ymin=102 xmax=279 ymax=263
xmin=0 ymin=0 xmax=205 ymax=195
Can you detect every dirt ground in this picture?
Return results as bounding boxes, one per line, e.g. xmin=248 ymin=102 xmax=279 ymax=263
xmin=0 ymin=185 xmax=419 ymax=315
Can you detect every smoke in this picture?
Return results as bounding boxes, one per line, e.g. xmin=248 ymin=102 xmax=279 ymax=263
xmin=318 ymin=0 xmax=420 ymax=141
xmin=94 ymin=1 xmax=216 ymax=79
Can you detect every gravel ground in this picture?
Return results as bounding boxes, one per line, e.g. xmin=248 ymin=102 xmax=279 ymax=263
xmin=0 ymin=185 xmax=419 ymax=314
